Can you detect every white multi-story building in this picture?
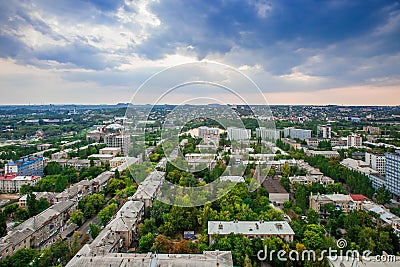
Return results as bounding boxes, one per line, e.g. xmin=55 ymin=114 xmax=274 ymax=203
xmin=347 ymin=135 xmax=362 ymax=148
xmin=317 ymin=124 xmax=331 ymax=139
xmin=385 ymin=151 xmax=400 ymax=199
xmin=283 ymin=127 xmax=312 ymax=140
xmin=256 ymin=127 xmax=280 ymax=141
xmin=0 ymin=174 xmax=41 ymax=193
xmin=227 ymin=127 xmax=251 ymax=141
xmin=208 ymin=221 xmax=294 ymax=244
xmin=365 ymin=152 xmax=386 ymax=175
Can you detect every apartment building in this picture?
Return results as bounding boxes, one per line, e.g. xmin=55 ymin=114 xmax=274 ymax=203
xmin=227 ymin=127 xmax=251 ymax=141
xmin=317 ymin=124 xmax=331 ymax=139
xmin=5 ymin=156 xmax=44 ymax=177
xmin=256 ymin=127 xmax=280 ymax=141
xmin=347 ymin=135 xmax=363 ymax=148
xmin=283 ymin=127 xmax=312 ymax=140
xmin=309 ymin=193 xmax=369 ymax=214
xmin=365 ymin=152 xmax=385 ymax=175
xmin=385 ymin=151 xmax=400 ymax=199
xmin=208 ymin=221 xmax=294 ymax=244
xmin=0 ymin=173 xmax=41 ymax=193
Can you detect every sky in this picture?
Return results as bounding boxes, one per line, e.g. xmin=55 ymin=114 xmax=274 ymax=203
xmin=0 ymin=0 xmax=399 ymax=105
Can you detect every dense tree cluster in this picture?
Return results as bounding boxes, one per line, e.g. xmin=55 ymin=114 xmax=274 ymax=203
xmin=0 ymin=239 xmax=73 ymax=267
xmin=305 ymin=155 xmax=374 ymax=198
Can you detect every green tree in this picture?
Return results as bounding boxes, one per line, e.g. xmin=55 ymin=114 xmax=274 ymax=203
xmin=14 ymin=207 xmax=29 ymax=221
xmin=0 ymin=211 xmax=6 ymax=238
xmin=37 ymin=198 xmax=50 ymax=213
xmin=98 ymin=203 xmax=118 ymax=226
xmin=295 ymin=185 xmax=308 ymax=211
xmin=44 ymin=162 xmax=62 ymax=175
xmin=38 ymin=239 xmax=71 ymax=267
xmin=307 ymin=209 xmax=319 ymax=224
xmin=114 ymin=169 xmax=120 ymax=180
xmin=19 ymin=184 xmax=32 ymax=195
xmin=70 ymin=210 xmax=84 ymax=226
xmin=138 ymin=232 xmax=156 ymax=252
xmin=27 ymin=192 xmax=38 ymax=217
xmin=376 ymin=186 xmax=391 ymax=205
xmin=0 ymin=248 xmax=39 ymax=267
xmin=281 ymin=163 xmax=291 ymax=177
xmin=89 ymin=224 xmax=100 ymax=239
xmin=54 ymin=175 xmax=68 ymax=192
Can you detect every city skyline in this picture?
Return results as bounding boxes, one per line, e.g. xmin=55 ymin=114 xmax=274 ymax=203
xmin=0 ymin=1 xmax=399 ymax=105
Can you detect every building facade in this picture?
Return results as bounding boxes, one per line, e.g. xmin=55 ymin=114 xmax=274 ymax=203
xmin=385 ymin=151 xmax=400 ymax=199
xmin=104 ymin=134 xmax=130 ymax=154
xmin=283 ymin=127 xmax=312 ymax=140
xmin=365 ymin=152 xmax=386 ymax=175
xmin=256 ymin=127 xmax=280 ymax=141
xmin=5 ymin=156 xmax=44 ymax=177
xmin=227 ymin=127 xmax=251 ymax=141
xmin=317 ymin=125 xmax=331 ymax=139
xmin=0 ymin=174 xmax=41 ymax=193
xmin=347 ymin=135 xmax=363 ymax=148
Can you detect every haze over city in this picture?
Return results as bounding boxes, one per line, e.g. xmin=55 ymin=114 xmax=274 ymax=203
xmin=0 ymin=0 xmax=399 ymax=105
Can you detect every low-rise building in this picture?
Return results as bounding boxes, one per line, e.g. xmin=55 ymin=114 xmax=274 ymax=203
xmin=0 ymin=173 xmax=41 ymax=193
xmin=289 ymin=175 xmax=334 ymax=186
xmin=306 ymin=150 xmax=340 ymax=158
xmin=129 ymin=171 xmax=164 ymax=208
xmin=108 ymin=200 xmax=144 ymax=250
xmin=309 ymin=193 xmax=369 ymax=214
xmin=88 ymin=153 xmax=115 ymax=163
xmin=19 ymin=192 xmax=56 ymax=207
xmin=208 ymin=221 xmax=294 ymax=244
xmin=99 ymin=147 xmax=121 ymax=156
xmin=340 ymin=158 xmax=378 ymax=175
xmin=0 ymin=200 xmax=77 ymax=259
xmin=52 ymin=159 xmax=101 ymax=171
xmin=282 ymin=138 xmax=302 ymax=150
xmin=67 ymin=250 xmax=233 ymax=267
xmin=262 ymin=179 xmax=289 ymax=207
xmin=362 ymin=202 xmax=400 ymax=237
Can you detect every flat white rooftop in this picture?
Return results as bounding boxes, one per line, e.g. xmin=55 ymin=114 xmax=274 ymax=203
xmin=208 ymin=221 xmax=294 ymax=235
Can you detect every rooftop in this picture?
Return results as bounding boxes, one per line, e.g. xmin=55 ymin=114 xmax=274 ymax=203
xmin=66 ymin=251 xmax=233 ymax=267
xmin=262 ymin=178 xmax=288 ymax=194
xmin=208 ymin=221 xmax=294 ymax=235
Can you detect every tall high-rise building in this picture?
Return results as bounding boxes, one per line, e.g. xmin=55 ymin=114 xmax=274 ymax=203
xmin=104 ymin=134 xmax=130 ymax=154
xmin=365 ymin=152 xmax=386 ymax=175
xmin=317 ymin=124 xmax=331 ymax=139
xmin=283 ymin=127 xmax=312 ymax=140
xmin=347 ymin=135 xmax=362 ymax=148
xmin=385 ymin=151 xmax=400 ymax=198
xmin=227 ymin=127 xmax=251 ymax=141
xmin=256 ymin=127 xmax=280 ymax=141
